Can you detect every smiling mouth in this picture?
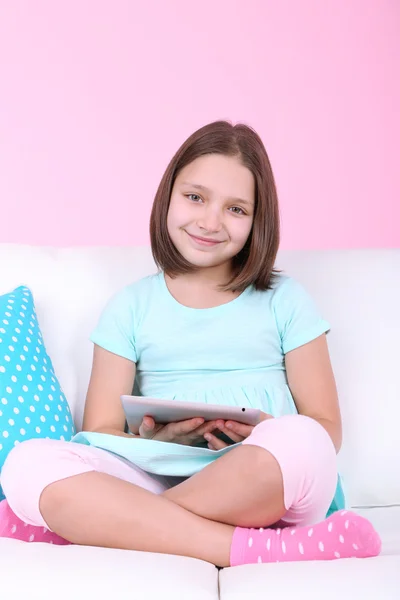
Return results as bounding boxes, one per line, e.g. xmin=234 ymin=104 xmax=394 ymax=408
xmin=186 ymin=232 xmax=224 ymax=246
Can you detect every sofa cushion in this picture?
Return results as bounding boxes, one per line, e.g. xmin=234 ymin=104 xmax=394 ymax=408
xmin=0 ymin=286 xmax=76 ymax=499
xmin=219 ymin=555 xmax=400 ymax=600
xmin=0 ymin=539 xmax=219 ymax=600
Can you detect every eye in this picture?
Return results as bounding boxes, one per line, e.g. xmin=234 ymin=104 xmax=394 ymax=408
xmin=229 ymin=206 xmax=246 ymax=215
xmin=186 ymin=194 xmax=202 ymax=203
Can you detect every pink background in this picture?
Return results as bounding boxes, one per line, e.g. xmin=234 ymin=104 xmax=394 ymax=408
xmin=0 ymin=1 xmax=399 ymax=249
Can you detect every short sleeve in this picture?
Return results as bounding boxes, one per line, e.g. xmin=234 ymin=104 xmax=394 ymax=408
xmin=273 ymin=277 xmax=330 ymax=354
xmin=90 ymin=287 xmax=137 ymax=362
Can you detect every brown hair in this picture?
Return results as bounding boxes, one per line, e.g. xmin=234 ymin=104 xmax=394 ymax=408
xmin=149 ymin=120 xmax=280 ymax=292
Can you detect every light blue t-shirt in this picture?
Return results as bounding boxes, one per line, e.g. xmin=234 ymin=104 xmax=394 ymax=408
xmin=89 ymin=271 xmax=330 ymax=417
xmin=72 ymin=271 xmax=345 ymax=514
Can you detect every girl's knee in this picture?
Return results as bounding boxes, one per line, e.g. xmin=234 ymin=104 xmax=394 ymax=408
xmin=2 ymin=439 xmax=49 ymax=492
xmin=1 ymin=438 xmax=65 ymax=525
xmin=245 ymin=414 xmax=337 ymax=521
xmin=251 ymin=414 xmax=335 ymax=458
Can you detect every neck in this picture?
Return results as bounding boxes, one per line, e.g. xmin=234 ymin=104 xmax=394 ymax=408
xmin=164 ymin=262 xmax=239 ymax=309
xmin=174 ymin=263 xmax=233 ymax=290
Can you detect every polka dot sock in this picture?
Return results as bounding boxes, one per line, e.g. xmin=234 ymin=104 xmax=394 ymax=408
xmin=230 ymin=510 xmax=382 ymax=566
xmin=0 ymin=499 xmax=70 ymax=545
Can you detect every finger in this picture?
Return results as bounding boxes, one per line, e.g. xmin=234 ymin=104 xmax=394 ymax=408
xmin=194 ymin=420 xmax=221 ymax=435
xmin=224 ymin=421 xmax=254 ymax=438
xmin=259 ymin=412 xmax=274 ymax=422
xmin=204 ymin=432 xmax=229 ymax=450
xmin=168 ymin=417 xmax=205 ymax=436
xmin=139 ymin=416 xmax=156 ymax=438
xmin=216 ymin=424 xmax=244 ymax=443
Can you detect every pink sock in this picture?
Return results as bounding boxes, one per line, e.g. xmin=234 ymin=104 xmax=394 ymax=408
xmin=230 ymin=510 xmax=381 ymax=566
xmin=0 ymin=499 xmax=70 ymax=545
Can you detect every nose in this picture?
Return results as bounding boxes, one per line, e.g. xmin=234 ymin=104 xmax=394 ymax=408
xmin=197 ymin=206 xmax=222 ymax=233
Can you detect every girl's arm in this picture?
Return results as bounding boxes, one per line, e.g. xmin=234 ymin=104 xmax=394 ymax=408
xmin=285 ymin=334 xmax=342 ymax=453
xmin=82 ymin=344 xmax=136 ymax=438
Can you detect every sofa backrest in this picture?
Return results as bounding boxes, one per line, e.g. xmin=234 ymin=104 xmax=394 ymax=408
xmin=0 ymin=244 xmax=399 ymax=510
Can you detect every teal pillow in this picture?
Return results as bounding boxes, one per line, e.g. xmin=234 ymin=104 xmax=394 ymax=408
xmin=0 ymin=286 xmax=76 ymax=499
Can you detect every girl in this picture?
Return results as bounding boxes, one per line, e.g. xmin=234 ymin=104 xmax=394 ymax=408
xmin=0 ymin=121 xmax=381 ymax=567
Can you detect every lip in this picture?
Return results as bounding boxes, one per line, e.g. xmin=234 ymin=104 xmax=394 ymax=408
xmin=186 ymin=232 xmax=224 ymax=246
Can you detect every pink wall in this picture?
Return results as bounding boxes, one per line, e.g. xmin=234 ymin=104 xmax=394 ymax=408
xmin=0 ymin=1 xmax=399 ymax=249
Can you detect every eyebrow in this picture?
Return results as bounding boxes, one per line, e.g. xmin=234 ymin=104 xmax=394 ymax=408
xmin=181 ymin=181 xmax=253 ymax=206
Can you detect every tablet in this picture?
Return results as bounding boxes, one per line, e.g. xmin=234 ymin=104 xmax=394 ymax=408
xmin=121 ymin=395 xmax=261 ymax=434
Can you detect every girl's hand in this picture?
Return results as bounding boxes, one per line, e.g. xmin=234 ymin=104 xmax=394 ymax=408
xmin=204 ymin=412 xmax=274 ymax=450
xmin=138 ymin=415 xmax=220 ymax=446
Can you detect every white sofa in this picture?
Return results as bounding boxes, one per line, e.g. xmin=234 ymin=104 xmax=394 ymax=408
xmin=0 ymin=244 xmax=399 ymax=599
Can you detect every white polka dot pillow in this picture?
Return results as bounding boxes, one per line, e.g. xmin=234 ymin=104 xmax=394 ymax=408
xmin=0 ymin=286 xmax=76 ymax=499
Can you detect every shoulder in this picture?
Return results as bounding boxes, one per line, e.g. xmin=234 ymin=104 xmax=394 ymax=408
xmin=271 ymin=273 xmax=302 ymax=292
xmin=248 ymin=274 xmax=306 ymax=305
xmin=270 ymin=274 xmax=309 ymax=303
xmin=99 ymin=272 xmax=161 ymax=322
xmin=122 ymin=272 xmax=161 ymax=304
xmin=268 ymin=274 xmax=329 ymax=351
xmin=253 ymin=273 xmax=321 ymax=324
xmin=243 ymin=275 xmax=311 ymax=324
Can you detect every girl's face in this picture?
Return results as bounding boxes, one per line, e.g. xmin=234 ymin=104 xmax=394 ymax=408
xmin=167 ymin=154 xmax=255 ymax=272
